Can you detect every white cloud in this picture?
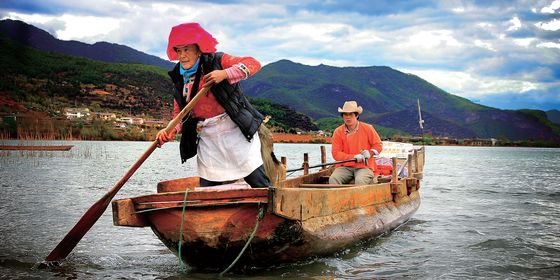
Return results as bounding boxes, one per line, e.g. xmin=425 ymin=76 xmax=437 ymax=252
xmin=55 ymin=15 xmax=120 ymax=41
xmin=535 ymin=19 xmax=560 ymax=31
xmin=474 ymin=39 xmax=496 ymax=51
xmin=507 ymin=16 xmax=521 ymax=31
xmin=6 ymin=12 xmax=53 ymax=24
xmin=537 ymin=41 xmax=560 ymax=49
xmin=6 ymin=12 xmax=120 ymax=42
xmin=452 ymin=7 xmax=465 ymax=13
xmin=540 ymin=0 xmax=560 ymax=13
xmin=513 ymin=38 xmax=536 ymax=47
xmin=401 ymin=68 xmax=546 ymax=99
xmin=406 ymin=30 xmax=462 ymax=48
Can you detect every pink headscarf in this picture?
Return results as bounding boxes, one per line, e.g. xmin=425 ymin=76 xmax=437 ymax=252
xmin=166 ymin=23 xmax=219 ymax=61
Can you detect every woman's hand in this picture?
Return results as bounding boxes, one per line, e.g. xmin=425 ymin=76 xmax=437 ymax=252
xmin=156 ymin=128 xmax=177 ymax=148
xmin=203 ymin=70 xmax=227 ymax=85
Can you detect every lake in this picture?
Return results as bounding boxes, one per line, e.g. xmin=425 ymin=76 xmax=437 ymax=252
xmin=0 ymin=141 xmax=559 ymax=279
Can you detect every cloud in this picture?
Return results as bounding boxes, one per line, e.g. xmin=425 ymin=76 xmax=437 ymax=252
xmin=535 ymin=18 xmax=560 ymax=31
xmin=507 ymin=16 xmax=522 ymax=31
xmin=540 ymin=0 xmax=560 ymax=14
xmin=402 ymin=68 xmax=545 ymax=98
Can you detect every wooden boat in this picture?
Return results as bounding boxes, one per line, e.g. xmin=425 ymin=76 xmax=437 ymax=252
xmin=112 ymin=144 xmax=425 ymax=271
xmin=0 ymin=145 xmax=73 ymax=151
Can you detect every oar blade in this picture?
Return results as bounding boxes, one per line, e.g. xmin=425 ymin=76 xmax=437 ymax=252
xmin=44 ymin=197 xmax=111 ymax=262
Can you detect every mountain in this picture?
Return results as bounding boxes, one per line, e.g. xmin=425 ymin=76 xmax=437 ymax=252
xmin=0 ymin=19 xmax=174 ymax=69
xmin=547 ymin=110 xmax=560 ymax=125
xmin=0 ymin=34 xmax=316 ymax=132
xmin=242 ymin=60 xmax=560 ymax=142
xmin=1 ymin=20 xmax=558 ymax=143
xmin=0 ymin=33 xmax=173 ymax=119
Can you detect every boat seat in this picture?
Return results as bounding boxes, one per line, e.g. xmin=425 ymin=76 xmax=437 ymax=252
xmin=299 ymin=183 xmax=355 ymax=188
xmin=299 ymin=178 xmax=386 ymax=188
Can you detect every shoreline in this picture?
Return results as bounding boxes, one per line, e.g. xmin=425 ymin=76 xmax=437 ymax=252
xmin=2 ymin=135 xmax=559 ymax=148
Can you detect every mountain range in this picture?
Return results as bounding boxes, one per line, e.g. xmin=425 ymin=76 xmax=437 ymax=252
xmin=242 ymin=60 xmax=560 ymax=141
xmin=1 ymin=19 xmax=559 ymax=143
xmin=0 ymin=19 xmax=173 ymax=69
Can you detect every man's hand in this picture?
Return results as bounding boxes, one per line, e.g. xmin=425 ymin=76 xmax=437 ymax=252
xmin=370 ymin=149 xmax=380 ymax=158
xmin=360 ymin=149 xmax=371 ymax=160
xmin=353 ymin=154 xmax=365 ymax=163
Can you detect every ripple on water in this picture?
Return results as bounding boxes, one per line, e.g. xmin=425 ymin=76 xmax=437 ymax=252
xmin=469 ymin=237 xmax=526 ymax=250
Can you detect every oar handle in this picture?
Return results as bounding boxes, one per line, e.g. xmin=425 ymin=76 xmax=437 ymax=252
xmin=286 ymin=158 xmax=357 ymax=172
xmin=43 ymin=86 xmax=211 ymax=263
xmin=163 ymin=86 xmax=211 ymax=135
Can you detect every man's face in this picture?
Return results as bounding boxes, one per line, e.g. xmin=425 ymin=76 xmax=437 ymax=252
xmin=342 ymin=112 xmax=358 ymax=127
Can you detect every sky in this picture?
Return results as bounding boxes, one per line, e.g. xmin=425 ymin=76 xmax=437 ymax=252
xmin=1 ymin=0 xmax=559 ymax=111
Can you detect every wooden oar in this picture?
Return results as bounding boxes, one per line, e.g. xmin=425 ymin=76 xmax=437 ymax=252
xmin=286 ymin=158 xmax=357 ymax=172
xmin=43 ymin=86 xmax=211 ymax=264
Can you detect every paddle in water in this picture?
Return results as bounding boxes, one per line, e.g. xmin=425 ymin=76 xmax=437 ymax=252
xmin=41 ymin=86 xmax=210 ymax=266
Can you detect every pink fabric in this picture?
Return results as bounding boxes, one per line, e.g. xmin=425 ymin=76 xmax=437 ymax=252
xmin=194 ymin=182 xmax=251 ymax=191
xmin=167 ymin=23 xmax=218 ymax=60
xmin=225 ymin=64 xmax=247 ymax=84
xmin=170 ymin=53 xmax=261 ymax=123
xmin=173 ymin=99 xmax=182 ymax=133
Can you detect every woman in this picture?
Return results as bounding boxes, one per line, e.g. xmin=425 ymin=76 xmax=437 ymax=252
xmin=156 ymin=22 xmax=271 ymax=188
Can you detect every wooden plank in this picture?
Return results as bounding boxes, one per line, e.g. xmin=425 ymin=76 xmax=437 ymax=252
xmin=320 ymin=146 xmax=326 ymax=169
xmin=0 ymin=145 xmax=73 ymax=151
xmin=132 ymin=188 xmax=269 ymax=203
xmin=135 ymin=196 xmax=268 ymax=210
xmin=281 ymin=168 xmax=333 ymax=188
xmin=298 ymin=183 xmax=356 ymax=188
xmin=157 ymin=177 xmax=199 ymax=193
xmin=273 ymin=183 xmax=393 ymax=221
xmin=111 ymin=198 xmax=147 ymax=227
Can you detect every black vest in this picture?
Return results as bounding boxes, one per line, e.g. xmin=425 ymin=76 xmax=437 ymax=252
xmin=167 ymin=52 xmax=264 ymax=163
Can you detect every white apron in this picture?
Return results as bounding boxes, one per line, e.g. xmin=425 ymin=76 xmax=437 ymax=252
xmin=196 ymin=113 xmax=263 ymax=181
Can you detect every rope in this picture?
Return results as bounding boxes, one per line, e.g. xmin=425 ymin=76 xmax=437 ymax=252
xmin=219 ymin=205 xmax=265 ymax=277
xmin=177 ymin=189 xmax=189 ymax=273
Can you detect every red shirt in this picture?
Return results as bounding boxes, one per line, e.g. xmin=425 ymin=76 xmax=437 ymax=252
xmin=331 ymin=122 xmax=383 ymax=173
xmin=173 ymin=53 xmax=261 ymax=126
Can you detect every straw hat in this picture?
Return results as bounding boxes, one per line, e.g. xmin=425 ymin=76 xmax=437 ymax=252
xmin=167 ymin=23 xmax=219 ymax=61
xmin=338 ymin=101 xmax=363 ymax=115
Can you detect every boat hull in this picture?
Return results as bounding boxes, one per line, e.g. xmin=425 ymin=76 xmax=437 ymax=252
xmin=151 ymin=192 xmax=420 ymax=270
xmin=0 ymin=145 xmax=73 ymax=151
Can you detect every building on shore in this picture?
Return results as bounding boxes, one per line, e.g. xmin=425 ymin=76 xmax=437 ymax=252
xmin=63 ymin=108 xmax=90 ymax=119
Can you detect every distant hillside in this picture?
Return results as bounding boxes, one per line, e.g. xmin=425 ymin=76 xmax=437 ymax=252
xmin=547 ymin=110 xmax=560 ymax=125
xmin=0 ymin=19 xmax=174 ymax=69
xmin=0 ymin=34 xmax=315 ymax=131
xmin=0 ymin=34 xmax=173 ymax=119
xmin=242 ymin=60 xmax=560 ymax=142
xmin=251 ymin=98 xmax=318 ymax=131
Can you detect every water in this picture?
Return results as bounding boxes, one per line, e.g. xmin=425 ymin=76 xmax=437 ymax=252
xmin=0 ymin=142 xmax=559 ymax=279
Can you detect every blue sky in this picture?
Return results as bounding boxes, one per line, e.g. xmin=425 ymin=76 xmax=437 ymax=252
xmin=1 ymin=0 xmax=559 ymax=111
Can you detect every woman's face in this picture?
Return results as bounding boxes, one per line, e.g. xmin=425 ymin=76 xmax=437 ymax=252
xmin=175 ymin=44 xmax=201 ymax=69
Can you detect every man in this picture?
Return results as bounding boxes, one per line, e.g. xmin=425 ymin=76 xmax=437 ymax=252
xmin=329 ymin=101 xmax=383 ymax=185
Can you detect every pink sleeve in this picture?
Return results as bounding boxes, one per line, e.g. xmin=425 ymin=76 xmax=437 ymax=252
xmin=173 ymin=99 xmax=182 ymax=133
xmin=221 ymin=53 xmax=261 ymax=84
